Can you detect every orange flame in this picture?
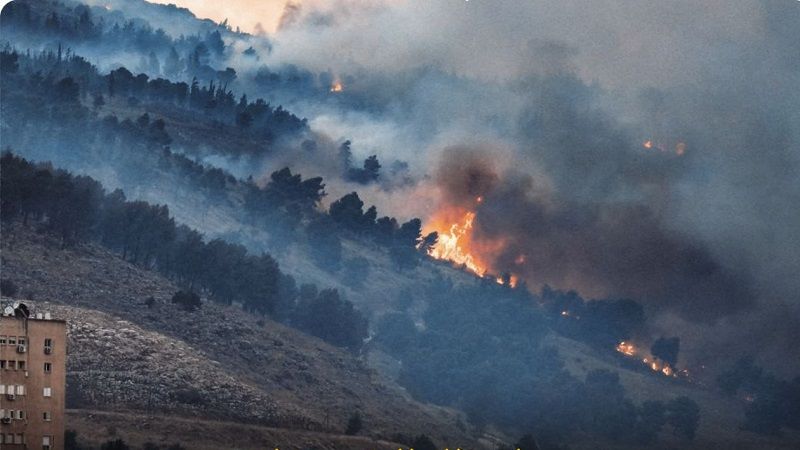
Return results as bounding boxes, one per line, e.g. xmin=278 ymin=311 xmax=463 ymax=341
xmin=424 ymin=206 xmax=517 ymax=285
xmin=330 ymin=81 xmax=343 ymax=92
xmin=427 ymin=211 xmax=486 ymax=276
xmin=643 ymin=138 xmax=686 ymax=156
xmin=616 ymin=341 xmax=636 ymax=356
xmin=616 ymin=341 xmax=677 ymax=377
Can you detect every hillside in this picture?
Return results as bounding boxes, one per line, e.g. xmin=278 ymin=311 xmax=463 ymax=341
xmin=549 ymin=334 xmax=800 ymax=449
xmin=4 ymin=224 xmax=797 ymax=449
xmin=0 ymin=223 xmax=482 ymax=448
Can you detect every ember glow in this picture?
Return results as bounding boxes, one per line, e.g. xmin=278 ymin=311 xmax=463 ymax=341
xmin=643 ymin=139 xmax=686 ymax=156
xmin=330 ymin=81 xmax=344 ymax=92
xmin=616 ymin=341 xmax=678 ymax=378
xmin=616 ymin=341 xmax=636 ymax=356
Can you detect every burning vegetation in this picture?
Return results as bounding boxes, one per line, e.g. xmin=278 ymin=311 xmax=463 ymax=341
xmin=423 ymin=199 xmax=519 ymax=287
xmin=643 ymin=139 xmax=686 ymax=156
xmin=616 ymin=340 xmax=689 ymax=379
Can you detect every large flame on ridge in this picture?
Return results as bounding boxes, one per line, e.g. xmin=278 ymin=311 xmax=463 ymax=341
xmin=427 ymin=211 xmax=485 ymax=275
xmin=423 ymin=200 xmax=517 ymax=287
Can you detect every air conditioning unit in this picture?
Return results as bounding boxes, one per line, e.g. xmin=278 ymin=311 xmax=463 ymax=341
xmin=0 ymin=417 xmax=11 ymax=424
xmin=6 ymin=393 xmax=15 ymax=401
xmin=16 ymin=344 xmax=26 ymax=353
xmin=44 ymin=346 xmax=52 ymax=355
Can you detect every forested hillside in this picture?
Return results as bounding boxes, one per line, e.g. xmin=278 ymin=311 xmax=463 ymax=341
xmin=2 ymin=0 xmax=799 ymax=449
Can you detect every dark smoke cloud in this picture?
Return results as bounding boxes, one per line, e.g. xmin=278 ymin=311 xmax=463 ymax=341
xmin=126 ymin=0 xmax=798 ymax=372
xmin=436 ymin=147 xmax=754 ymax=322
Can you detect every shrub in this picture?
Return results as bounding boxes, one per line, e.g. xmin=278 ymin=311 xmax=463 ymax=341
xmin=0 ymin=279 xmax=18 ymax=297
xmin=411 ymin=435 xmax=437 ymax=450
xmin=171 ymin=290 xmax=200 ymax=311
xmin=291 ymin=288 xmax=368 ymax=351
xmin=100 ymin=439 xmax=130 ymax=450
xmin=666 ymin=396 xmax=700 ymax=440
xmin=345 ymin=411 xmax=363 ymax=435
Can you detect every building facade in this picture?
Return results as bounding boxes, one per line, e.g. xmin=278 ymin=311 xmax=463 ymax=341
xmin=0 ymin=304 xmax=66 ymax=450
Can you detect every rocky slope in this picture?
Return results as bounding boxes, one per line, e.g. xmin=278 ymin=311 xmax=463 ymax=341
xmin=0 ymin=223 xmax=479 ymax=447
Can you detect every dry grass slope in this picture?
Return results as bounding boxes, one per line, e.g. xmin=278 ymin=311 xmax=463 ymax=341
xmin=0 ymin=223 xmax=479 ymax=448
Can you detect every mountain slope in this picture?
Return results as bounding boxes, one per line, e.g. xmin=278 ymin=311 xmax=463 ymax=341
xmin=0 ymin=223 xmax=480 ymax=447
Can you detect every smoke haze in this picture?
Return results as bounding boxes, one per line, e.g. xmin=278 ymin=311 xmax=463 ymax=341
xmin=188 ymin=0 xmax=799 ymax=373
xmin=18 ymin=0 xmax=800 ymax=372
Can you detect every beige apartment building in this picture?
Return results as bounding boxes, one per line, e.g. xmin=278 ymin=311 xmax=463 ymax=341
xmin=0 ymin=303 xmax=66 ymax=450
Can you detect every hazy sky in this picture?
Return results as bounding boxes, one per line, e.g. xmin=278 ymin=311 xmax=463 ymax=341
xmin=149 ymin=0 xmax=286 ymax=33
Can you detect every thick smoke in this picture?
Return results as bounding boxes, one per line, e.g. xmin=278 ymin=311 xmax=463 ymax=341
xmin=37 ymin=0 xmax=798 ymax=372
xmin=239 ymin=0 xmax=800 ymax=372
xmin=436 ymin=147 xmax=754 ymax=321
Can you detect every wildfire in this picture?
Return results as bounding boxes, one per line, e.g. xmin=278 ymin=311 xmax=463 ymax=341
xmin=495 ymin=274 xmax=519 ymax=287
xmin=642 ymin=139 xmax=686 ymax=156
xmin=427 ymin=211 xmax=486 ymax=276
xmin=616 ymin=341 xmax=678 ymax=378
xmin=329 ymin=81 xmax=343 ymax=92
xmin=424 ymin=206 xmax=519 ymax=286
xmin=616 ymin=341 xmax=636 ymax=356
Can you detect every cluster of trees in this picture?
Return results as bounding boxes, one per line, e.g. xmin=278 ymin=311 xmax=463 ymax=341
xmin=1 ymin=0 xmax=235 ymax=82
xmin=1 ymin=46 xmax=424 ymax=277
xmin=291 ymin=286 xmax=368 ymax=351
xmin=338 ymin=140 xmax=382 ymax=184
xmin=1 ymin=46 xmax=306 ymax=152
xmin=540 ymin=286 xmax=646 ymax=350
xmin=0 ymin=152 xmax=368 ymax=351
xmin=66 ymin=429 xmax=186 ymax=450
xmin=651 ymin=336 xmax=681 ymax=368
xmin=371 ymin=281 xmax=700 ymax=447
xmin=106 ymin=65 xmax=307 ymax=138
xmin=716 ymin=357 xmax=800 ymax=435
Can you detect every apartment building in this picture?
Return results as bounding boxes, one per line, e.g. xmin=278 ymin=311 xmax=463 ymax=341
xmin=0 ymin=303 xmax=66 ymax=450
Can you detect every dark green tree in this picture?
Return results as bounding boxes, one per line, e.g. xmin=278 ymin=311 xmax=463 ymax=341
xmin=666 ymin=396 xmax=700 ymax=440
xmin=345 ymin=411 xmax=363 ymax=435
xmin=651 ymin=336 xmax=680 ymax=368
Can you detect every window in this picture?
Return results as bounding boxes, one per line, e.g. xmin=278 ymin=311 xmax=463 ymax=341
xmin=44 ymin=362 xmax=51 ymax=373
xmin=17 ymin=337 xmax=25 ymax=346
xmin=43 ymin=411 xmax=51 ymax=421
xmin=0 ymin=360 xmax=4 ymax=369
xmin=18 ymin=361 xmax=25 ymax=371
xmin=16 ymin=433 xmax=24 ymax=444
xmin=0 ymin=336 xmax=6 ymax=345
xmin=15 ymin=385 xmax=25 ymax=396
xmin=8 ymin=361 xmax=15 ymax=370
xmin=43 ymin=387 xmax=52 ymax=397
xmin=43 ymin=435 xmax=52 ymax=450
xmin=15 ymin=410 xmax=24 ymax=420
xmin=0 ymin=385 xmax=4 ymax=395
xmin=44 ymin=338 xmax=52 ymax=347
xmin=8 ymin=337 xmax=15 ymax=346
